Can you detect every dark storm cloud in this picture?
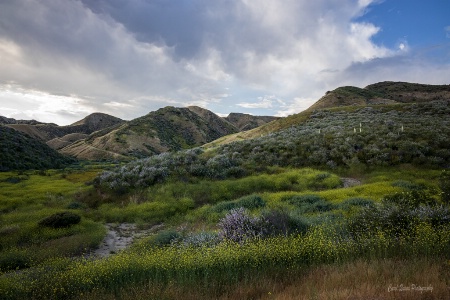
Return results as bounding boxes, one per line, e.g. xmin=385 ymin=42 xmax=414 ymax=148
xmin=2 ymin=0 xmax=447 ymax=124
xmin=81 ymin=0 xmax=207 ymax=59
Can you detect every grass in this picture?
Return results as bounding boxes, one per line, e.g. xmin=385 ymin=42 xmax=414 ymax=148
xmin=1 ymin=222 xmax=448 ymax=299
xmin=0 ymin=168 xmax=106 ymax=271
xmin=0 ymin=165 xmax=448 ymax=299
xmin=78 ymin=258 xmax=450 ymax=300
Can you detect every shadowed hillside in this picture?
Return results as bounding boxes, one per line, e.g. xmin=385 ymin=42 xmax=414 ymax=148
xmin=0 ymin=125 xmax=75 ymax=171
xmin=224 ymin=113 xmax=279 ymax=131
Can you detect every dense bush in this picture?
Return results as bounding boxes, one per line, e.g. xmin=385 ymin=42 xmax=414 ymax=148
xmin=149 ymin=230 xmax=181 ymax=247
xmin=349 ymin=203 xmax=450 ymax=237
xmin=38 ymin=212 xmax=81 ymax=228
xmin=382 ymin=190 xmax=437 ymax=208
xmin=281 ymin=194 xmax=334 ymax=213
xmin=218 ymin=208 xmax=267 ymax=243
xmin=261 ymin=209 xmax=309 ymax=236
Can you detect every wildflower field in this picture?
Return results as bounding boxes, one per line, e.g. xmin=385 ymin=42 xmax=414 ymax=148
xmin=1 ymin=100 xmax=449 ymax=299
xmin=0 ymin=164 xmax=449 ymax=299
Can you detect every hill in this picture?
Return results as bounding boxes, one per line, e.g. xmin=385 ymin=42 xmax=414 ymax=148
xmin=60 ymin=106 xmax=241 ymax=160
xmin=99 ymin=99 xmax=450 ymax=192
xmin=206 ymin=81 xmax=450 ymax=147
xmin=308 ymin=81 xmax=450 ymax=110
xmin=0 ymin=125 xmax=75 ymax=171
xmin=3 ymin=113 xmax=124 ymax=145
xmin=2 ymin=107 xmax=280 ymax=161
xmin=224 ymin=113 xmax=279 ymax=131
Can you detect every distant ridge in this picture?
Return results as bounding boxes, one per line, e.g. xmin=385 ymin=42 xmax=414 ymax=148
xmin=3 ymin=112 xmax=124 ymax=143
xmin=308 ymin=81 xmax=450 ymax=111
xmin=224 ymin=113 xmax=279 ymax=131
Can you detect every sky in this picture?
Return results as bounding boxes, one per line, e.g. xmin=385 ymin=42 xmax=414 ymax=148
xmin=0 ymin=0 xmax=449 ymax=125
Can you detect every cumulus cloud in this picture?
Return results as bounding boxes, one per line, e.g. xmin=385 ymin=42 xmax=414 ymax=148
xmin=0 ymin=0 xmax=447 ymax=124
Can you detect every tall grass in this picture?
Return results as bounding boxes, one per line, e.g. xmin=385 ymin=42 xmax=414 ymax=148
xmin=78 ymin=258 xmax=450 ymax=300
xmin=1 ymin=222 xmax=448 ymax=299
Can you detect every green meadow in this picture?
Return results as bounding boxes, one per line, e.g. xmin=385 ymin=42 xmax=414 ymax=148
xmin=0 ymin=163 xmax=449 ymax=299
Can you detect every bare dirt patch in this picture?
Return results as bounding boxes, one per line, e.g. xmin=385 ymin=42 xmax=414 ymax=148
xmin=91 ymin=223 xmax=163 ymax=258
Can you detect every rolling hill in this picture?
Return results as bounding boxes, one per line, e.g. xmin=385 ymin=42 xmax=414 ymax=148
xmin=59 ymin=106 xmax=240 ymax=160
xmin=206 ymin=81 xmax=450 ymax=147
xmin=0 ymin=125 xmax=75 ymax=171
xmin=3 ymin=113 xmax=125 ymax=144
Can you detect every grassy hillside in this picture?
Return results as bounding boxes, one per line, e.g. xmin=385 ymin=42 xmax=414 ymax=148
xmin=0 ymin=125 xmax=76 ymax=171
xmin=208 ymin=81 xmax=450 ymax=146
xmin=61 ymin=106 xmax=240 ymax=160
xmin=115 ymin=100 xmax=449 ymax=192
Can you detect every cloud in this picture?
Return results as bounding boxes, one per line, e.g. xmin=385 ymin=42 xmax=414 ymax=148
xmin=237 ymin=95 xmax=278 ymax=109
xmin=446 ymin=26 xmax=450 ymax=38
xmin=0 ymin=0 xmax=447 ymax=124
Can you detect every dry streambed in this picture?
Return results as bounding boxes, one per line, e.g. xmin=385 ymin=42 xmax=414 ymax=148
xmin=91 ymin=223 xmax=162 ymax=258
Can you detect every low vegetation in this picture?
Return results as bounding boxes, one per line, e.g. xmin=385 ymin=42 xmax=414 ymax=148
xmin=0 ymin=126 xmax=76 ymax=171
xmin=0 ymin=92 xmax=449 ymax=299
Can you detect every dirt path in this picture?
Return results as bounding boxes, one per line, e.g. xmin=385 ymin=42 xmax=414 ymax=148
xmin=91 ymin=223 xmax=163 ymax=258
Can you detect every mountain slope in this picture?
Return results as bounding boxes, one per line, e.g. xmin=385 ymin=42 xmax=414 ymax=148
xmin=0 ymin=125 xmax=75 ymax=171
xmin=3 ymin=113 xmax=124 ymax=144
xmin=60 ymin=106 xmax=240 ymax=160
xmin=224 ymin=113 xmax=279 ymax=131
xmin=206 ymin=81 xmax=450 ymax=148
xmin=187 ymin=106 xmax=240 ymax=135
xmin=308 ymin=81 xmax=450 ymax=111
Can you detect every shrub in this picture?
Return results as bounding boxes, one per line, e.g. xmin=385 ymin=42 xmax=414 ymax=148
xmin=0 ymin=249 xmax=32 ymax=272
xmin=382 ymin=190 xmax=437 ymax=208
xmin=392 ymin=180 xmax=424 ymax=191
xmin=178 ymin=231 xmax=220 ymax=248
xmin=38 ymin=212 xmax=81 ymax=228
xmin=316 ymin=172 xmax=331 ymax=180
xmin=66 ymin=202 xmax=84 ymax=210
xmin=337 ymin=197 xmax=375 ymax=210
xmin=218 ymin=208 xmax=266 ymax=243
xmin=235 ymin=194 xmax=266 ymax=209
xmin=348 ymin=203 xmax=450 ymax=238
xmin=282 ymin=194 xmax=334 ymax=213
xmin=150 ymin=230 xmax=181 ymax=247
xmin=349 ymin=204 xmax=412 ymax=237
xmin=411 ymin=205 xmax=450 ymax=227
xmin=262 ymin=209 xmax=309 ymax=236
